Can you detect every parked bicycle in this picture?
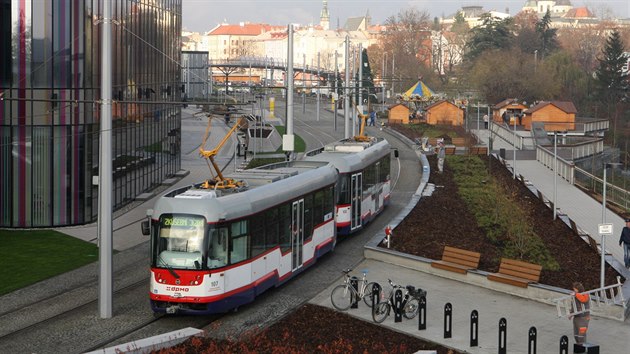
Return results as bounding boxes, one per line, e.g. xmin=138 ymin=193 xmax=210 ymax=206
xmin=372 ymin=279 xmax=427 ymax=323
xmin=330 ymin=268 xmax=379 ymax=311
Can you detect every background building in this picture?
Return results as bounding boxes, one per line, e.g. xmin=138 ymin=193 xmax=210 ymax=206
xmin=0 ymin=0 xmax=182 ymax=228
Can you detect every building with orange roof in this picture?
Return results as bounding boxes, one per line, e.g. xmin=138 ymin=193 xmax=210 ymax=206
xmin=425 ymin=100 xmax=464 ymax=126
xmin=522 ymin=101 xmax=577 ymax=131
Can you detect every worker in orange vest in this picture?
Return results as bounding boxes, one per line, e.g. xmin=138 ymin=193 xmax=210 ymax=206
xmin=569 ymin=282 xmax=590 ymax=345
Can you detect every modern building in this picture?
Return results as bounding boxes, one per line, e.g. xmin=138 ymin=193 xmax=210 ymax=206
xmin=182 ymin=51 xmax=209 ymax=101
xmin=0 ymin=1 xmax=182 ymax=228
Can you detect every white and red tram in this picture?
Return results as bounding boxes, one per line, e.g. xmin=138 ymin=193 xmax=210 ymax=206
xmin=304 ymin=137 xmax=392 ymax=235
xmin=142 ymin=161 xmax=338 ymax=314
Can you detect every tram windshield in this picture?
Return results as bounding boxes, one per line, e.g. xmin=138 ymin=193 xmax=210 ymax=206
xmin=156 ymin=214 xmax=206 ymax=269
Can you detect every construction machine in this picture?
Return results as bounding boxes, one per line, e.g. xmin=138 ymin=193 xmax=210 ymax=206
xmin=198 ymin=115 xmax=248 ymax=189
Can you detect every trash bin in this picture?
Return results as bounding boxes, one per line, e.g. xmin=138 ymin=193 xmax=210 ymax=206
xmin=499 ymin=148 xmax=506 ymax=159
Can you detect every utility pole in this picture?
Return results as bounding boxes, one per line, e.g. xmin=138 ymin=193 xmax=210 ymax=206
xmin=344 ymin=35 xmax=350 ymax=139
xmin=317 ymin=52 xmax=320 ymax=121
xmin=98 ymin=0 xmax=113 ymax=319
xmin=284 ymin=24 xmax=295 ymax=159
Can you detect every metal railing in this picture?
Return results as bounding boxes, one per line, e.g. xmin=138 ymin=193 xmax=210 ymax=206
xmin=574 ymin=168 xmax=630 ymax=212
xmin=490 ymin=122 xmax=526 ymax=150
xmin=536 ymin=145 xmax=575 ymax=184
xmin=554 ymin=278 xmax=627 ymax=321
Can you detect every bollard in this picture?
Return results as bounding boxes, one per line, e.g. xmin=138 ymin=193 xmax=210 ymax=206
xmin=443 ymin=303 xmax=452 ymax=338
xmin=470 ymin=310 xmax=479 ymax=347
xmin=498 ymin=317 xmax=507 ymax=354
xmin=559 ymin=335 xmax=569 ymax=354
xmin=371 ymin=283 xmax=381 ymax=309
xmin=418 ymin=295 xmax=427 ymax=330
xmin=528 ymin=327 xmax=537 ymax=354
xmin=350 ymin=276 xmax=358 ymax=309
xmin=393 ymin=289 xmax=404 ymax=323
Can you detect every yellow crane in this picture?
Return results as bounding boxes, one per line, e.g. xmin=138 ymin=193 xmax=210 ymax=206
xmin=353 ymin=105 xmax=372 ymax=142
xmin=198 ymin=114 xmax=248 ymax=189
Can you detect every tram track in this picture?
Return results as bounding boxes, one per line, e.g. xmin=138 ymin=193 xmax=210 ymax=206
xmin=0 ymin=278 xmax=149 ymax=345
xmin=0 ymin=257 xmax=149 ymax=339
xmin=0 ymin=105 xmax=419 ymax=353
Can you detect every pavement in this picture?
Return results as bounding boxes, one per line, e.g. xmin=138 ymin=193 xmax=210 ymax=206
xmin=37 ymin=110 xmax=630 ymax=353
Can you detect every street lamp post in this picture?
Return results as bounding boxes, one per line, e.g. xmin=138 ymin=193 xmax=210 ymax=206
xmin=553 ymin=131 xmax=558 ymax=220
xmin=513 ymin=114 xmax=517 ymax=179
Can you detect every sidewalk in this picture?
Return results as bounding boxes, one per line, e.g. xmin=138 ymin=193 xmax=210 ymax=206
xmin=310 ymin=258 xmax=630 ymax=353
xmin=56 ymin=107 xmax=276 ymax=251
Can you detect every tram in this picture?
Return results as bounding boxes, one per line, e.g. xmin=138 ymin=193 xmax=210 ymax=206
xmin=304 ymin=136 xmax=391 ymax=235
xmin=142 ymin=161 xmax=338 ymax=314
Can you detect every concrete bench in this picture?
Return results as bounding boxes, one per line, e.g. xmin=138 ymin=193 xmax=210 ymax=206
xmin=431 ymin=246 xmax=481 ymax=274
xmin=487 ymin=258 xmax=542 ymax=288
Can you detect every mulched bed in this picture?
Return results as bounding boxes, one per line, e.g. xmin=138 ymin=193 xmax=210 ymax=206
xmin=387 ymin=124 xmax=621 ymax=290
xmin=158 ymin=304 xmax=461 ymax=354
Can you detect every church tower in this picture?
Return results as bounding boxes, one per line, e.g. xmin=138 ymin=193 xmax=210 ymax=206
xmin=320 ymin=0 xmax=330 ymax=30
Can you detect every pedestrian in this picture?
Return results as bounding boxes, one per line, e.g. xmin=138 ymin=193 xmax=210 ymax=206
xmin=501 ymin=111 xmax=508 ymax=126
xmin=518 ymin=113 xmax=523 ymax=126
xmin=569 ymin=281 xmax=590 ymax=346
xmin=369 ymin=110 xmax=376 ymax=126
xmin=436 ymin=139 xmax=446 ymax=173
xmin=483 ymin=114 xmax=489 ymax=129
xmin=619 ymin=218 xmax=630 ymax=268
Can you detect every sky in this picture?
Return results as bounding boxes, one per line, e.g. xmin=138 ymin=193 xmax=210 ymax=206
xmin=182 ymin=0 xmax=630 ymax=32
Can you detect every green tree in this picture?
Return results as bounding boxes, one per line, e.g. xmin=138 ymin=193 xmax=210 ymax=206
xmin=465 ymin=15 xmax=514 ymax=62
xmin=595 ymin=30 xmax=628 ymax=101
xmin=535 ymin=10 xmax=558 ymax=59
xmin=595 ymin=30 xmax=628 ymax=146
xmin=354 ymin=48 xmax=376 ymax=106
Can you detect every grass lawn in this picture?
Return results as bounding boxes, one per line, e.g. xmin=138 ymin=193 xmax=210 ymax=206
xmin=0 ymin=230 xmax=99 ymax=296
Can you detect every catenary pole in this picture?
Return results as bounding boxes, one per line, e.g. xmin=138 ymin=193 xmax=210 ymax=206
xmin=99 ymin=0 xmax=113 ymax=319
xmin=344 ymin=35 xmax=350 ymax=139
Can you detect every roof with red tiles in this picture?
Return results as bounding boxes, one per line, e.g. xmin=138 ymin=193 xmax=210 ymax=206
xmin=208 ymin=23 xmax=274 ymax=36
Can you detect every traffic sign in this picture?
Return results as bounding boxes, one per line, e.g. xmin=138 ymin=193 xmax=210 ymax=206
xmin=598 ymin=223 xmax=613 ymax=235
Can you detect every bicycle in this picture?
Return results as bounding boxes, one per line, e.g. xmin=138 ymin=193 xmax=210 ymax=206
xmin=330 ymin=268 xmax=379 ymax=311
xmin=372 ymin=279 xmax=427 ymax=323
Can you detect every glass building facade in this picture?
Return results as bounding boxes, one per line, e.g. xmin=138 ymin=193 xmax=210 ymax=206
xmin=0 ymin=1 xmax=182 ymax=227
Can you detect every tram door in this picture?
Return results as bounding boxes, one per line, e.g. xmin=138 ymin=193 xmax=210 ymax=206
xmin=291 ymin=199 xmax=304 ymax=271
xmin=351 ymin=172 xmax=362 ymax=231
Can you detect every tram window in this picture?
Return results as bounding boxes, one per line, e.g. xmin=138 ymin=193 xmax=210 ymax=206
xmin=279 ymin=203 xmax=291 ymax=252
xmin=230 ymin=220 xmax=248 ymax=264
xmin=313 ymin=190 xmax=324 ymax=225
xmin=338 ymin=175 xmax=350 ymax=204
xmin=250 ymin=216 xmax=265 ymax=257
xmin=265 ymin=209 xmax=279 ymax=248
xmin=304 ymin=195 xmax=313 ymax=239
xmin=363 ymin=163 xmax=376 ymax=189
xmin=208 ymin=227 xmax=228 ymax=268
xmin=324 ymin=186 xmax=334 ymax=218
xmin=380 ymin=156 xmax=390 ymax=182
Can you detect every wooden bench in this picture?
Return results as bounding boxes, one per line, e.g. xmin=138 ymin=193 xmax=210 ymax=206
xmin=451 ymin=137 xmax=465 ymax=146
xmin=469 ymin=146 xmax=488 ymax=155
xmin=431 ymin=246 xmax=481 ymax=274
xmin=487 ymin=258 xmax=542 ymax=288
xmin=445 ymin=147 xmax=456 ymax=155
